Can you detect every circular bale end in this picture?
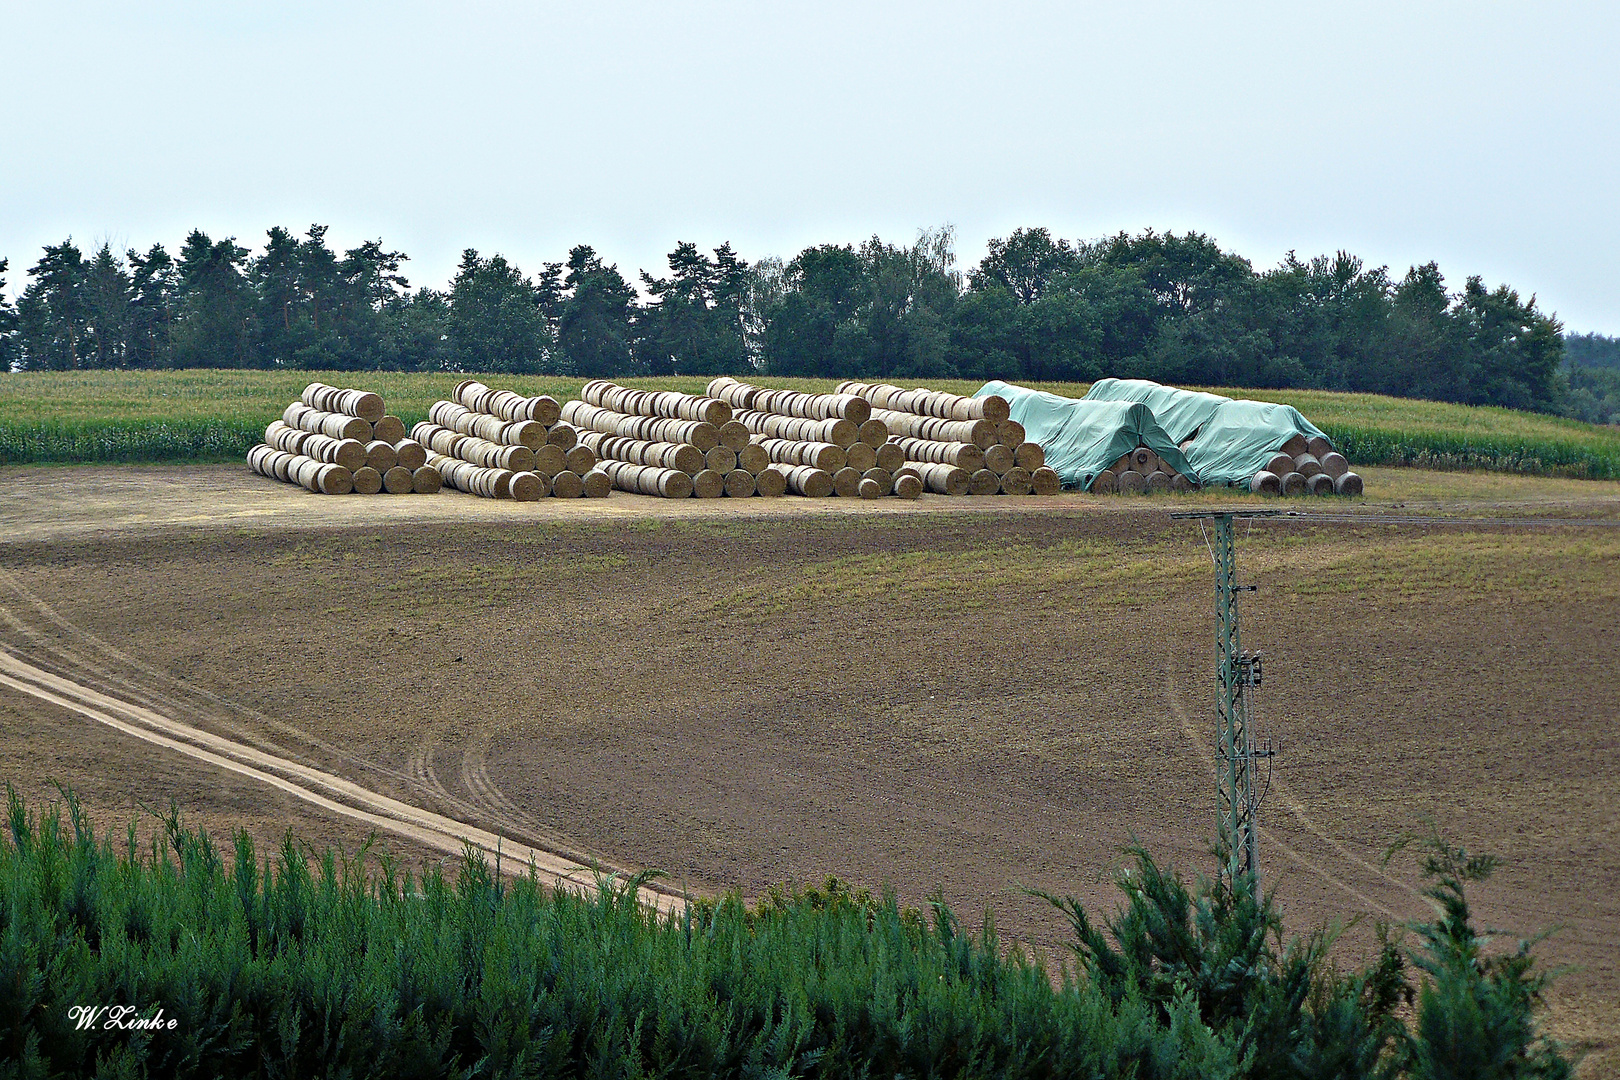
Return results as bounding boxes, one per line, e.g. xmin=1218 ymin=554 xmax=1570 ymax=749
xmin=1249 ymin=471 xmax=1280 ymax=495
xmin=1116 ymin=469 xmax=1147 ymax=495
xmin=894 ymin=473 xmax=923 ymax=500
xmin=411 ymin=464 xmax=442 ymax=495
xmin=858 ymin=477 xmax=883 ymax=499
xmin=857 ymin=419 xmax=889 ymax=447
xmin=1000 ymin=466 xmax=1034 ymax=495
xmin=967 ymin=468 xmax=1001 ymax=496
xmin=1307 ymin=472 xmax=1334 ymax=496
xmin=841 ymin=396 xmax=872 ymax=425
xmin=980 ymin=394 xmax=1011 ymax=424
xmin=1319 ymin=451 xmax=1350 ymax=478
xmin=339 ymin=415 xmax=372 ymax=443
xmin=1280 ymin=433 xmax=1310 ymax=459
xmin=565 ymin=445 xmax=598 ymax=474
xmin=1280 ymin=471 xmax=1307 ymax=496
xmin=874 ymin=442 xmax=905 ymax=473
xmin=372 ymin=415 xmax=406 ymax=444
xmin=861 ymin=467 xmax=892 ymax=495
xmin=699 ymin=399 xmax=733 ymax=426
xmin=723 ymin=469 xmax=756 ymax=498
xmin=551 ymin=470 xmax=584 ymax=499
xmin=510 ymin=471 xmax=544 ymax=501
xmin=317 ymin=464 xmax=354 ymax=495
xmin=1334 ymin=471 xmax=1364 ymax=496
xmin=1013 ymin=442 xmax=1045 ymax=471
xmin=582 ymin=469 xmax=612 ymax=498
xmin=735 ymin=443 xmax=770 ymax=474
xmin=705 ymin=446 xmax=737 ymax=474
xmin=1264 ymin=452 xmax=1296 ymax=477
xmin=1293 ymin=453 xmax=1323 ymax=478
xmin=692 ymin=469 xmax=726 ymax=498
xmin=1307 ymin=434 xmax=1333 ymax=460
xmin=394 ymin=440 xmax=427 ymax=472
xmin=351 ymin=466 xmax=384 ymax=495
xmin=844 ymin=442 xmax=877 ymax=472
xmin=545 ymin=423 xmax=578 ymax=450
xmin=1031 ymin=466 xmax=1061 ymax=495
xmin=754 ymin=466 xmax=787 ymax=497
xmin=969 ymin=419 xmax=999 ymax=449
xmin=813 ymin=444 xmax=848 ymax=473
xmin=983 ymin=444 xmax=1015 ymax=475
xmin=351 ymin=391 xmax=385 ymax=423
xmin=717 ymin=421 xmax=751 ymax=452
xmin=1091 ymin=470 xmax=1118 ymax=495
xmin=531 ymin=444 xmax=567 ymax=477
xmin=1130 ymin=447 xmax=1158 ymax=474
xmin=661 ymin=471 xmax=695 ymax=499
xmin=382 ymin=465 xmax=414 ymax=493
xmin=333 ymin=438 xmax=368 ymax=473
xmin=802 ymin=468 xmax=835 ymax=498
xmin=1145 ymin=470 xmax=1171 ymax=495
xmin=832 ymin=466 xmax=862 ymax=497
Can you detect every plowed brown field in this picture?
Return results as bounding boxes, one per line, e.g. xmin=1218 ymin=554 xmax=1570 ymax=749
xmin=3 ymin=464 xmax=1618 ymax=1073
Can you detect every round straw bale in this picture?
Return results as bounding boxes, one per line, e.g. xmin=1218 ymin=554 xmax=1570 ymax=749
xmin=1146 ymin=470 xmax=1172 ymax=494
xmin=1264 ymin=452 xmax=1296 ymax=476
xmin=755 ymin=465 xmax=787 ymax=497
xmin=1031 ymin=466 xmax=1061 ymax=495
xmin=996 ymin=420 xmax=1026 ymax=446
xmin=717 ymin=420 xmax=751 ymax=452
xmin=1307 ymin=435 xmax=1333 ymax=459
xmin=858 ymin=419 xmax=890 ymax=447
xmin=844 ymin=441 xmax=877 ymax=472
xmin=380 ymin=465 xmax=413 ymax=493
xmin=563 ymin=444 xmax=597 ymax=474
xmin=861 ymin=467 xmax=892 ymax=494
xmin=779 ymin=464 xmax=834 ymax=497
xmin=1170 ymin=473 xmax=1194 ymax=493
xmin=1091 ymin=470 xmax=1118 ymax=495
xmin=983 ymin=444 xmax=1015 ymax=475
xmin=894 ymin=472 xmax=923 ymax=499
xmin=582 ymin=468 xmax=612 ymax=498
xmin=1293 ymin=453 xmax=1323 ymax=478
xmin=1117 ymin=470 xmax=1147 ymax=495
xmin=373 ymin=415 xmax=406 ymax=444
xmin=316 ymin=463 xmax=354 ymax=495
xmin=723 ymin=469 xmax=756 ymax=498
xmin=365 ymin=440 xmax=398 ymax=472
xmin=735 ymin=443 xmax=770 ymax=474
xmin=1333 ymin=471 xmax=1364 ymax=496
xmin=531 ymin=444 xmax=567 ymax=477
xmin=874 ymin=442 xmax=906 ymax=473
xmin=551 ymin=470 xmax=584 ymax=499
xmin=894 ymin=462 xmax=921 ymax=481
xmin=352 ymin=466 xmax=383 ymax=495
xmin=705 ymin=446 xmax=737 ymax=474
xmin=394 ymin=439 xmax=427 ymax=471
xmin=350 ymin=390 xmax=385 ymax=422
xmin=858 ymin=477 xmax=883 ymax=499
xmin=967 ymin=468 xmax=1001 ymax=496
xmin=411 ymin=464 xmax=442 ymax=495
xmin=509 ymin=471 xmax=543 ymax=501
xmin=1013 ymin=442 xmax=1045 ymax=471
xmin=1280 ymin=471 xmax=1307 ymax=496
xmin=995 ymin=466 xmax=1030 ymax=495
xmin=1130 ymin=447 xmax=1159 ymax=474
xmin=545 ymin=423 xmax=578 ymax=450
xmin=1307 ymin=472 xmax=1334 ymax=496
xmin=1319 ymin=451 xmax=1350 ymax=478
xmin=273 ymin=452 xmax=296 ymax=482
xmin=1249 ymin=471 xmax=1280 ymax=495
xmin=832 ymin=466 xmax=862 ymax=497
xmin=491 ymin=470 xmax=515 ymax=499
xmin=1281 ymin=433 xmax=1310 ymax=458
xmin=692 ymin=469 xmax=726 ymax=498
xmin=529 ymin=396 xmax=561 ymax=426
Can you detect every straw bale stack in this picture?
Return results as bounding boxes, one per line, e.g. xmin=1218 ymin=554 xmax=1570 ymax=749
xmin=420 ymin=389 xmax=608 ymax=499
xmin=1090 ymin=447 xmax=1198 ymax=498
xmin=1247 ymin=442 xmax=1362 ymax=499
xmin=250 ymin=383 xmax=438 ymax=495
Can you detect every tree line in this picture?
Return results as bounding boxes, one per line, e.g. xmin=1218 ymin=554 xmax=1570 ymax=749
xmin=0 ymin=223 xmax=1589 ymax=417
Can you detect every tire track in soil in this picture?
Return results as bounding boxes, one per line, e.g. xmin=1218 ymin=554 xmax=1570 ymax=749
xmin=1163 ymin=670 xmax=1403 ymax=918
xmin=0 ymin=571 xmax=682 ymax=912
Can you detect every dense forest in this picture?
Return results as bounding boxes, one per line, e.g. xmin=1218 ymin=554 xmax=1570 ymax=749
xmin=0 ymin=224 xmax=1608 ymax=421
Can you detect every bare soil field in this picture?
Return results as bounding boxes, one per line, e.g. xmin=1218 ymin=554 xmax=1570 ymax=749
xmin=3 ymin=464 xmax=1618 ymax=1071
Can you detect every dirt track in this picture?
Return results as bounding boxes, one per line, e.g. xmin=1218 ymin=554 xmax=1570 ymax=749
xmin=3 ymin=464 xmax=1619 ymax=1071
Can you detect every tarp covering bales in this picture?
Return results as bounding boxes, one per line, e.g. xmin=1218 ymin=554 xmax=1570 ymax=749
xmin=975 ymin=380 xmax=1195 ymax=490
xmin=1082 ymin=378 xmax=1330 ymax=486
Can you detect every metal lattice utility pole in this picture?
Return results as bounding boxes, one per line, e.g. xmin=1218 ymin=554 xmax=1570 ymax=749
xmin=1172 ymin=509 xmax=1277 ymax=887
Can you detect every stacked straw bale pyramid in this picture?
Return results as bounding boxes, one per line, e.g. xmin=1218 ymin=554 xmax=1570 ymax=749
xmin=410 ymin=381 xmax=610 ymax=501
xmin=834 ymin=381 xmax=1061 ymax=496
xmin=248 ymin=382 xmax=442 ymax=495
xmin=1088 ymin=449 xmax=1199 ymax=496
xmin=1243 ymin=435 xmax=1363 ymax=497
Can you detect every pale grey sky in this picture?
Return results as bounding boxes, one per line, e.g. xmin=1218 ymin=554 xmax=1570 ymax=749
xmin=3 ymin=1 xmax=1616 ymax=332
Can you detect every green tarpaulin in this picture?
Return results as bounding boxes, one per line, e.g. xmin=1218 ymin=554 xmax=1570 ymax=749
xmin=975 ymin=380 xmax=1196 ymax=490
xmin=1081 ymin=378 xmax=1330 ymax=486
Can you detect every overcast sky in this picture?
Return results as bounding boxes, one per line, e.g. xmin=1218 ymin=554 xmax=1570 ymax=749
xmin=3 ymin=2 xmax=1616 ymax=332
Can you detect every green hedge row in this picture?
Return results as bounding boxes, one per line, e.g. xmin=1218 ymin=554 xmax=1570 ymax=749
xmin=0 ymin=420 xmax=262 ymax=466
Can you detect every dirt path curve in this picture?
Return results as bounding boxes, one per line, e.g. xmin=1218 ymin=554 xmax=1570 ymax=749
xmin=0 ymin=648 xmax=687 ymax=915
